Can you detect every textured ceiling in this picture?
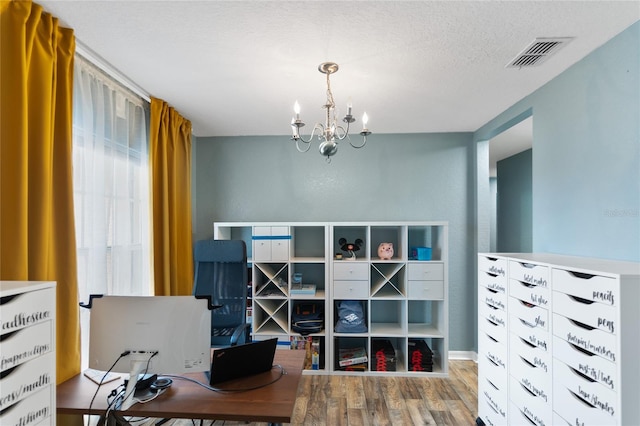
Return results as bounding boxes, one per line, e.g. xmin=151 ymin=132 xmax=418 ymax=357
xmin=40 ymin=1 xmax=639 ymax=139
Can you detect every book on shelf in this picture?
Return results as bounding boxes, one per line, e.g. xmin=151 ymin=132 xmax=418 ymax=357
xmin=290 ymin=284 xmax=316 ymax=295
xmin=338 ymin=347 xmax=368 ymax=367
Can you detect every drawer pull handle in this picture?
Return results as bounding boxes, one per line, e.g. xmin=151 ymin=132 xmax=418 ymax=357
xmin=515 ymin=407 xmax=537 ymax=426
xmin=487 ymin=288 xmax=498 ymax=294
xmin=485 ymin=332 xmax=498 ymax=343
xmin=569 ymin=365 xmax=596 ymax=383
xmin=0 ymin=365 xmax=18 ymax=379
xmin=520 ymin=262 xmax=537 ymax=269
xmin=0 ymin=294 xmax=20 ymax=305
xmin=485 ymin=400 xmax=501 ymax=415
xmin=486 ymin=355 xmax=499 ymax=367
xmin=519 ymin=382 xmax=537 ymax=397
xmin=486 ymin=318 xmax=499 ymax=327
xmin=568 ymin=271 xmax=596 ymax=280
xmin=568 ymin=389 xmax=596 ymax=409
xmin=486 ymin=377 xmax=499 ymax=391
xmin=519 ymin=318 xmax=536 ymax=328
xmin=519 ymin=337 xmax=536 ymax=348
xmin=568 ymin=295 xmax=594 ymax=305
xmin=485 ymin=302 xmax=499 ymax=310
xmin=519 ymin=281 xmax=535 ymax=288
xmin=569 ymin=318 xmax=595 ymax=331
xmin=0 ymin=330 xmax=19 ymax=342
xmin=519 ymin=299 xmax=536 ymax=308
xmin=487 ymin=272 xmax=498 ymax=278
xmin=569 ymin=342 xmax=595 ymax=357
xmin=519 ymin=355 xmax=536 ymax=369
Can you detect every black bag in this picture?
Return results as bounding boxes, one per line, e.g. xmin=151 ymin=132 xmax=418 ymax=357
xmin=291 ymin=302 xmax=324 ymax=335
xmin=334 ymin=300 xmax=367 ymax=333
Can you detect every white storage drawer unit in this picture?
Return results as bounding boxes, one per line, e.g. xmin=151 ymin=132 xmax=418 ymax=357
xmin=476 ymin=254 xmax=640 ymax=426
xmin=0 ymin=281 xmax=56 ymax=426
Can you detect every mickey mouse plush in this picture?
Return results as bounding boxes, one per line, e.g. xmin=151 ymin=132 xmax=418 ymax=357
xmin=339 ymin=238 xmax=363 ymax=260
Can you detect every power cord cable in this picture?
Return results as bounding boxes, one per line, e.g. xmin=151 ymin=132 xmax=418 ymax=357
xmin=87 ymin=350 xmax=130 ymax=426
xmin=163 ymin=364 xmax=286 ymax=393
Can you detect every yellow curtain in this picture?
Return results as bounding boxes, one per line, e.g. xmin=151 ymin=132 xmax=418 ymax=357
xmin=0 ymin=0 xmax=80 ymax=383
xmin=150 ymin=97 xmax=194 ymax=296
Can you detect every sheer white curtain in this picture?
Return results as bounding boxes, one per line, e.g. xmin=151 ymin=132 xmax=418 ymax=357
xmin=72 ymin=55 xmax=152 ymax=368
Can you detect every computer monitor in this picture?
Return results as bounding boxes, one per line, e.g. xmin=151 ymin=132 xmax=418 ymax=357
xmin=88 ymin=295 xmax=211 ymax=410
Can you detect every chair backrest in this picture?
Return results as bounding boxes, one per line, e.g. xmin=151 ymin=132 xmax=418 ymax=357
xmin=193 ymin=239 xmax=248 ymax=346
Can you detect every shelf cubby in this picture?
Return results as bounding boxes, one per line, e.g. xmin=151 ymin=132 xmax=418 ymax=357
xmin=370 ymin=337 xmax=406 ymax=372
xmin=254 ymin=263 xmax=288 ymax=297
xmin=291 ymin=225 xmax=326 ymax=261
xmin=369 ymin=300 xmax=406 ymax=335
xmin=253 ymin=298 xmax=288 ymax=334
xmin=370 ymin=263 xmax=406 ymax=298
xmin=370 ymin=225 xmax=405 ymax=260
xmin=332 ymin=225 xmax=368 ymax=261
xmin=407 ymin=224 xmax=446 ymax=261
xmin=334 ymin=336 xmax=369 ymax=372
xmin=407 ymin=300 xmax=445 ymax=337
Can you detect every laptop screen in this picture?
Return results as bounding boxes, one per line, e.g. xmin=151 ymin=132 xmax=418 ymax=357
xmin=209 ymin=338 xmax=278 ymax=385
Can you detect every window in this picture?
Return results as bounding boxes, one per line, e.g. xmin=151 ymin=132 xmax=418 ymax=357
xmin=72 ymin=55 xmax=152 ymax=367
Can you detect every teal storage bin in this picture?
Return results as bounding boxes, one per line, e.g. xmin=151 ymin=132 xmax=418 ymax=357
xmin=411 ymin=247 xmax=432 ymax=260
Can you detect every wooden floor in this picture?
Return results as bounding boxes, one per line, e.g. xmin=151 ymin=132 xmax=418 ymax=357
xmin=157 ymin=360 xmax=478 ymax=426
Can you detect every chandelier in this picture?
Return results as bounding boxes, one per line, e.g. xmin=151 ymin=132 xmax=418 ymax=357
xmin=290 ymin=62 xmax=371 ymax=162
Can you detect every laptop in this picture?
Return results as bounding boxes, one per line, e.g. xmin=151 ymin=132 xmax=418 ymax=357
xmin=208 ymin=338 xmax=278 ymax=385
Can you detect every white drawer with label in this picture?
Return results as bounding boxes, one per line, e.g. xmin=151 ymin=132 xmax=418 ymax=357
xmin=509 ymin=313 xmax=550 ymax=353
xmin=552 ymin=313 xmax=617 ymax=363
xmin=0 ymin=385 xmax=53 ymax=426
xmin=478 ymin=269 xmax=508 ymax=294
xmin=509 ymin=348 xmax=552 ymax=403
xmin=552 ymin=335 xmax=616 ymax=392
xmin=0 ymin=321 xmax=53 ymax=372
xmin=0 ymin=288 xmax=54 ymax=334
xmin=478 ymin=256 xmax=508 ymax=277
xmin=509 ymin=375 xmax=552 ymax=426
xmin=510 ymin=333 xmax=551 ymax=377
xmin=552 ymin=268 xmax=617 ymax=307
xmin=509 ymin=260 xmax=549 ymax=289
xmin=0 ymin=352 xmax=54 ymax=411
xmin=509 ymin=278 xmax=550 ymax=309
xmin=509 ymin=296 xmax=549 ymax=330
xmin=553 ymin=291 xmax=617 ymax=335
xmin=480 ymin=284 xmax=507 ymax=312
xmin=553 ymin=382 xmax=616 ymax=426
xmin=478 ymin=377 xmax=509 ymax=426
xmin=553 ymin=358 xmax=617 ymax=421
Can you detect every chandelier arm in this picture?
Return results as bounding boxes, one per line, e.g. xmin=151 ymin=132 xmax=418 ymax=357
xmin=294 ymin=123 xmax=325 ymax=147
xmin=349 ymin=134 xmax=367 ymax=149
xmin=334 ymin=124 xmax=349 ymax=141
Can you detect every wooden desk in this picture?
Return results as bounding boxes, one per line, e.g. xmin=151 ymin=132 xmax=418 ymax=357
xmin=57 ymin=350 xmax=305 ymax=424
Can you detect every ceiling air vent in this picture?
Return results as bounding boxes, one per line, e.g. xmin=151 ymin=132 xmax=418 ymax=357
xmin=506 ymin=37 xmax=573 ymax=68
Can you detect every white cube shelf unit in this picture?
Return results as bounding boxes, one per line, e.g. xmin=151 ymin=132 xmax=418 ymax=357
xmin=214 ymin=221 xmax=448 ymax=377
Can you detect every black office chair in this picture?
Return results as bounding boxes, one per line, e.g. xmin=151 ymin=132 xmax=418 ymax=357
xmin=193 ymin=239 xmax=250 ymax=347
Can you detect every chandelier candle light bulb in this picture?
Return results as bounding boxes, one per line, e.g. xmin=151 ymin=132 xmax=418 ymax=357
xmin=290 ymin=62 xmax=372 ymax=162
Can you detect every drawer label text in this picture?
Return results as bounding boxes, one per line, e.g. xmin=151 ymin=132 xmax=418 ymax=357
xmin=592 ymin=289 xmax=614 ymax=305
xmin=566 ymin=332 xmax=615 ymax=362
xmin=524 ymin=274 xmax=548 ymax=288
xmin=0 ymin=373 xmax=51 ymax=408
xmin=0 ymin=343 xmax=51 ymax=370
xmin=578 ymin=385 xmax=615 ymax=416
xmin=577 ymin=363 xmax=615 ymax=390
xmin=597 ymin=317 xmax=615 ymax=333
xmin=1 ymin=310 xmax=51 ymax=332
xmin=522 ymin=377 xmax=548 ymax=402
xmin=488 ymin=265 xmax=505 ymax=277
xmin=487 ymin=282 xmax=506 ymax=293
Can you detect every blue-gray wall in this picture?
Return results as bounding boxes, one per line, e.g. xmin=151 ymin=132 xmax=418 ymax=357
xmin=193 ymin=133 xmax=477 ymax=352
xmin=497 ymin=149 xmax=533 ymax=252
xmin=475 ymin=21 xmax=639 ymax=263
xmin=193 ymin=21 xmax=639 ymax=353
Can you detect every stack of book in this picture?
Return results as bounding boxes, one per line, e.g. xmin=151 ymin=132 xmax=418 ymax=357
xmin=408 ymin=339 xmax=433 ymax=372
xmin=338 ymin=347 xmax=368 ymax=371
xmin=290 ymin=284 xmax=316 ymax=295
